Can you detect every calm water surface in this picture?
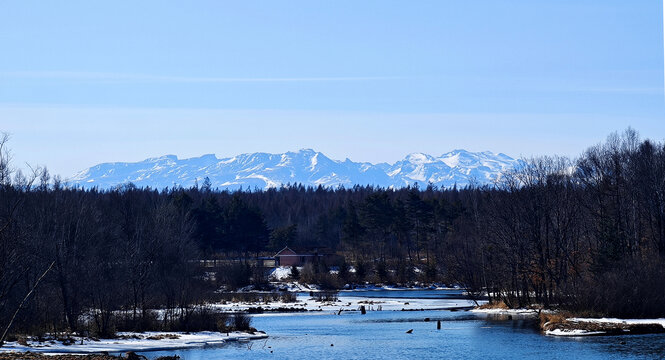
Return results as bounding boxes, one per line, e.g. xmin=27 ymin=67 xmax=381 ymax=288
xmin=338 ymin=288 xmax=470 ymax=299
xmin=146 ymin=290 xmax=665 ymax=359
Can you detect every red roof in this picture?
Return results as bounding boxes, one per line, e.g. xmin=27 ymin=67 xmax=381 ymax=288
xmin=274 ymin=246 xmax=297 ymax=257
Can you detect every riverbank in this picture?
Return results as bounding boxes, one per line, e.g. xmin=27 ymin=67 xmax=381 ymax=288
xmin=469 ymin=302 xmax=665 ymax=337
xmin=212 ymin=292 xmax=477 ymax=313
xmin=146 ymin=302 xmax=665 ymax=359
xmin=0 ymin=331 xmax=267 ymax=354
xmin=0 ymin=353 xmax=125 ymax=359
xmin=541 ymin=315 xmax=665 ymax=336
xmin=1 ymin=290 xmax=472 ymax=356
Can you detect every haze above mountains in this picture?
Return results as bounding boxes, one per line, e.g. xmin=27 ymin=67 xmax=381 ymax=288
xmin=70 ymin=149 xmax=521 ymax=190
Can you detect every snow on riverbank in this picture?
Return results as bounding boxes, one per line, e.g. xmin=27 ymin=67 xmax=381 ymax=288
xmin=568 ymin=317 xmax=665 ymax=327
xmin=544 ymin=329 xmax=607 ymax=336
xmin=470 ymin=308 xmax=538 ymax=316
xmin=341 ymin=284 xmax=460 ymax=291
xmin=543 ymin=318 xmax=665 ymax=336
xmin=212 ymin=293 xmax=476 ymax=313
xmin=0 ymin=331 xmax=267 ymax=354
xmin=544 ymin=317 xmax=665 ymax=337
xmin=1 ymin=291 xmax=478 ymax=354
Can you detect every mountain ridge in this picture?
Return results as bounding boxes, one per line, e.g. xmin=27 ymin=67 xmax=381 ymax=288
xmin=70 ymin=149 xmax=522 ymax=190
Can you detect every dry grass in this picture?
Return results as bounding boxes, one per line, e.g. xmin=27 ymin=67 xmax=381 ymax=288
xmin=539 ymin=312 xmax=665 ymax=335
xmin=146 ymin=334 xmax=180 ymax=340
xmin=539 ymin=312 xmax=570 ymax=331
xmin=477 ymin=301 xmax=509 ymax=310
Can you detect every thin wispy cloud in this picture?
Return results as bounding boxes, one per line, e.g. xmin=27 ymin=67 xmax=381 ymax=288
xmin=569 ymin=87 xmax=663 ymax=94
xmin=0 ymin=71 xmax=403 ymax=83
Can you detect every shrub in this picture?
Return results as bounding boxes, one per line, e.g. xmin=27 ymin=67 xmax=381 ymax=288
xmin=355 ymin=261 xmax=367 ymax=282
xmin=568 ymin=260 xmax=665 ymax=318
xmin=215 ymin=312 xmax=231 ymax=332
xmin=337 ymin=262 xmax=351 ymax=283
xmin=218 ymin=263 xmax=253 ymax=290
xmin=300 ymin=263 xmax=316 ymax=283
xmin=316 ymin=272 xmax=342 ymax=290
xmin=396 ymin=262 xmax=414 ymax=284
xmin=232 ymin=313 xmax=252 ymax=331
xmin=182 ymin=306 xmax=222 ymax=332
xmin=290 ymin=265 xmax=300 ymax=280
xmin=251 ymin=266 xmax=270 ymax=288
xmin=115 ymin=310 xmax=160 ymax=333
xmin=216 ymin=291 xmax=297 ymax=304
xmin=424 ymin=262 xmax=438 ymax=282
xmin=313 ymin=290 xmax=339 ymax=302
xmin=279 ymin=291 xmax=297 ymax=303
xmin=375 ymin=261 xmax=389 ymax=283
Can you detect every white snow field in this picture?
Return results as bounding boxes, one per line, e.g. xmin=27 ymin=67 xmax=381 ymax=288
xmin=0 ymin=331 xmax=268 ymax=354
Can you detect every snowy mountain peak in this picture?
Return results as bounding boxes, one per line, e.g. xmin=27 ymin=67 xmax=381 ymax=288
xmin=199 ymin=153 xmax=218 ymax=160
xmin=296 ymin=148 xmax=317 ymax=154
xmin=404 ymin=152 xmax=435 ymax=164
xmin=69 ymin=149 xmax=521 ymax=190
xmin=145 ymin=154 xmax=178 ymax=162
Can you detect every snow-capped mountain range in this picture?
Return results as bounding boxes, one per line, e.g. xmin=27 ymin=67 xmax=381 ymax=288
xmin=69 ymin=149 xmax=521 ymax=190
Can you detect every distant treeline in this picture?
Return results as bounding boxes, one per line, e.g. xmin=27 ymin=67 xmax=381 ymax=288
xmin=1 ymin=128 xmax=664 ymax=340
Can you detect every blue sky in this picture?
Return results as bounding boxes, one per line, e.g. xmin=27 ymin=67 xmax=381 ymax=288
xmin=0 ymin=0 xmax=663 ymax=177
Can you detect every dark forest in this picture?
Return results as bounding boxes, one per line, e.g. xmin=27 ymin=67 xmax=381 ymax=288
xmin=1 ymin=129 xmax=664 ymax=341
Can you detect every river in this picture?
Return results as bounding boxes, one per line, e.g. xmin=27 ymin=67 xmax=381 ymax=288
xmin=145 ymin=290 xmax=665 ymax=359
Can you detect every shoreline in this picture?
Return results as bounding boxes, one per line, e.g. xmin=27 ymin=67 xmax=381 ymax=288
xmin=0 ymin=353 xmax=127 ymax=360
xmin=0 ymin=289 xmax=475 ymax=355
xmin=11 ymin=290 xmax=665 ymax=356
xmin=212 ymin=292 xmax=478 ymax=313
xmin=0 ymin=331 xmax=268 ymax=355
xmin=470 ymin=303 xmax=665 ymax=337
xmin=542 ymin=317 xmax=665 ymax=337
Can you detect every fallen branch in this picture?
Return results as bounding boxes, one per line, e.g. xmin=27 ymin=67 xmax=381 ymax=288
xmin=0 ymin=260 xmax=56 ymax=347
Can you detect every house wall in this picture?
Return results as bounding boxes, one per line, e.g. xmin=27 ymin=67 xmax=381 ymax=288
xmin=278 ymin=255 xmax=301 ymax=266
xmin=260 ymin=259 xmax=276 ymax=267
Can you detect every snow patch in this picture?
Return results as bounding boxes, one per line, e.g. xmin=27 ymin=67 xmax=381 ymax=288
xmin=310 ymin=153 xmax=319 ymax=171
xmin=470 ymin=308 xmax=538 ymax=315
xmin=545 ymin=329 xmax=606 ymax=336
xmin=387 ymin=168 xmax=402 ymax=177
xmin=440 ymin=153 xmax=460 ymax=168
xmin=0 ymin=331 xmax=267 ymax=354
xmin=211 ymin=293 xmax=476 ymax=313
xmin=269 ymin=266 xmax=294 ymax=281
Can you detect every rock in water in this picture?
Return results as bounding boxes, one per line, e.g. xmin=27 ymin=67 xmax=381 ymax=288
xmin=126 ymin=352 xmax=147 ymax=360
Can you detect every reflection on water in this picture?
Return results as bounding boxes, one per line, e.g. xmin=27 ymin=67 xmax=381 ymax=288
xmin=145 ymin=290 xmax=665 ymax=360
xmin=357 ymin=314 xmax=479 ymax=323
